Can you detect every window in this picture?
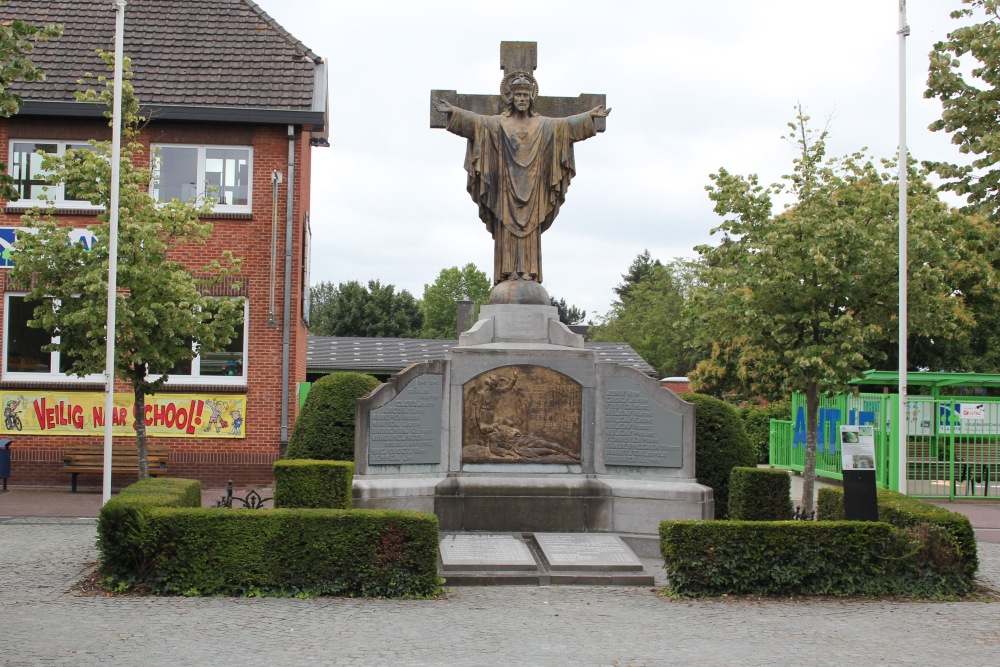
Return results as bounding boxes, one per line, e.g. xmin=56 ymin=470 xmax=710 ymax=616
xmin=2 ymin=294 xmax=99 ymax=381
xmin=8 ymin=141 xmax=99 ymax=207
xmin=152 ymin=145 xmax=252 ymax=212
xmin=150 ymin=298 xmax=248 ymax=385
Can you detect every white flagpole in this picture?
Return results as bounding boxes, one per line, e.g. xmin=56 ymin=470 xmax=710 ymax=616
xmin=897 ymin=0 xmax=910 ymax=495
xmin=103 ymin=0 xmax=126 ymax=505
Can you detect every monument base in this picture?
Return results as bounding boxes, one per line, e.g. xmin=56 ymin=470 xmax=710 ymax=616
xmin=354 ymin=303 xmax=714 ymax=546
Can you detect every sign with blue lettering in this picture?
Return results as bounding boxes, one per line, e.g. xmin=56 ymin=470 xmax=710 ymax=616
xmin=0 ymin=227 xmax=97 ymax=268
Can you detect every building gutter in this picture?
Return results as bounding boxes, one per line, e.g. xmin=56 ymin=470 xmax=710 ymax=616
xmin=280 ymin=125 xmax=296 ymax=453
xmin=17 ymin=101 xmax=325 ymax=130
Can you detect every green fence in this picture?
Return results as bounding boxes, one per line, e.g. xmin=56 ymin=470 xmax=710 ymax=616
xmin=769 ymin=392 xmax=1000 ymax=500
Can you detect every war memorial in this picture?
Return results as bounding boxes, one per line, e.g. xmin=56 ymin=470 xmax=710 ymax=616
xmin=352 ymin=42 xmax=713 ymax=583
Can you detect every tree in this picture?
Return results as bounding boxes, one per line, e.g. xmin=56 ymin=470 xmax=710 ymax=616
xmin=0 ymin=6 xmax=62 ymax=199
xmin=308 ymin=279 xmax=423 ymax=337
xmin=420 ymin=263 xmax=491 ymax=339
xmin=689 ymin=109 xmax=978 ymax=514
xmin=612 ymin=248 xmax=662 ymax=302
xmin=925 ymin=0 xmax=1000 ymax=220
xmin=10 ymin=54 xmax=242 ymax=478
xmin=549 ymin=296 xmax=586 ymax=325
xmin=591 ymin=257 xmax=700 ymax=378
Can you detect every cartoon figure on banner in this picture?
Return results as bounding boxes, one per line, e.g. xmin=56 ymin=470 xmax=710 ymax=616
xmin=204 ymin=399 xmax=230 ymax=433
xmin=229 ymin=409 xmax=243 ymax=436
xmin=4 ymin=395 xmax=25 ymax=431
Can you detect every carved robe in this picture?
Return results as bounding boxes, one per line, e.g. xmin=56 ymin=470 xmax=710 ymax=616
xmin=445 ymin=107 xmax=596 ymax=284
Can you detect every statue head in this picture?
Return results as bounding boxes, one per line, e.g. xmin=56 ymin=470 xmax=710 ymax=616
xmin=501 ymin=71 xmax=538 ymax=116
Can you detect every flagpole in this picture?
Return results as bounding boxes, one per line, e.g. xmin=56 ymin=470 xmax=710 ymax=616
xmin=103 ymin=0 xmax=126 ymax=505
xmin=897 ymin=0 xmax=910 ymax=495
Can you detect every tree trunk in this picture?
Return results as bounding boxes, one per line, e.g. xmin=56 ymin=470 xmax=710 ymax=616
xmin=134 ymin=383 xmax=149 ymax=479
xmin=800 ymin=380 xmax=819 ymax=515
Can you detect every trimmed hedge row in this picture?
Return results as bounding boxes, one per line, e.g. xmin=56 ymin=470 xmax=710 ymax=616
xmin=142 ymin=508 xmax=439 ymax=597
xmin=818 ymin=486 xmax=978 ymax=580
xmin=660 ymin=519 xmax=974 ymax=597
xmin=273 ymin=459 xmax=353 ymax=509
xmin=728 ymin=467 xmax=793 ymax=520
xmin=97 ymin=477 xmax=202 ymax=583
xmin=98 ymin=477 xmax=440 ymax=598
xmin=286 ymin=372 xmax=380 ymax=461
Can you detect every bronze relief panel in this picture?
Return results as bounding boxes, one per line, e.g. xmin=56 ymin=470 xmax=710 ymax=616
xmin=462 ymin=365 xmax=582 ymax=463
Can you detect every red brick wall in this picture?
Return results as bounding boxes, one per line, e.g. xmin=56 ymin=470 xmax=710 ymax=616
xmin=0 ymin=119 xmax=313 ymax=488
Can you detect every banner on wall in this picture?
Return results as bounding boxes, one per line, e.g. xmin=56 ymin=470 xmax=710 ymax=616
xmin=1 ymin=391 xmax=246 ymax=437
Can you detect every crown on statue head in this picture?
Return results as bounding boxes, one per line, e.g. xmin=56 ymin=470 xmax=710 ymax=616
xmin=500 ymin=70 xmax=538 ymax=103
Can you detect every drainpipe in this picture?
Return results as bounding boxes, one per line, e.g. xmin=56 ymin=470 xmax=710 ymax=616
xmin=280 ymin=125 xmax=296 ymax=454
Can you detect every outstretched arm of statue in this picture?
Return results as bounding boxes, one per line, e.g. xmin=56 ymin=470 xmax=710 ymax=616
xmin=434 ymin=97 xmax=454 ymax=114
xmin=589 ymin=105 xmax=611 ymax=118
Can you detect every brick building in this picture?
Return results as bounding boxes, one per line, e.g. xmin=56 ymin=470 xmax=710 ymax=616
xmin=0 ymin=0 xmax=327 ymax=488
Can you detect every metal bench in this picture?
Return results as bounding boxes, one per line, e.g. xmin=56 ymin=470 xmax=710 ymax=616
xmin=61 ymin=443 xmax=168 ymax=492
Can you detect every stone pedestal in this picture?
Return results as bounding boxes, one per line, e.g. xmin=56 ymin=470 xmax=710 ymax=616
xmin=354 ymin=304 xmax=713 ymax=550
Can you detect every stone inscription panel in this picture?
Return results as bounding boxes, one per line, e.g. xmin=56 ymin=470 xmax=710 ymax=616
xmin=439 ymin=534 xmax=537 ymax=571
xmin=462 ymin=365 xmax=582 ymax=464
xmin=534 ymin=533 xmax=643 ymax=571
xmin=603 ymin=376 xmax=683 ymax=468
xmin=369 ymin=374 xmax=442 ymax=465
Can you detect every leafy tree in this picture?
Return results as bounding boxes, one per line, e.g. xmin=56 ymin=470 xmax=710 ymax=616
xmin=549 ymin=296 xmax=586 ymax=325
xmin=612 ymin=248 xmax=662 ymax=302
xmin=925 ymin=0 xmax=1000 ymax=220
xmin=689 ymin=109 xmax=978 ymax=514
xmin=309 ymin=279 xmax=422 ymax=337
xmin=10 ymin=54 xmax=242 ymax=477
xmin=591 ymin=258 xmax=700 ymax=378
xmin=0 ymin=6 xmax=62 ymax=199
xmin=420 ymin=263 xmax=491 ymax=339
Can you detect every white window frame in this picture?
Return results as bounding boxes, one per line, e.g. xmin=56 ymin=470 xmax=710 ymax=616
xmin=6 ymin=140 xmax=103 ymax=210
xmin=2 ymin=293 xmax=104 ymax=382
xmin=151 ymin=144 xmax=253 ymax=213
xmin=148 ymin=298 xmax=250 ymax=386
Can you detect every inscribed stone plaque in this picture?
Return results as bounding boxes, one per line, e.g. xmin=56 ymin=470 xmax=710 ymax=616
xmin=603 ymin=377 xmax=683 ymax=467
xmin=462 ymin=365 xmax=581 ymax=463
xmin=534 ymin=533 xmax=643 ymax=571
xmin=439 ymin=534 xmax=537 ymax=571
xmin=368 ymin=374 xmax=441 ymax=465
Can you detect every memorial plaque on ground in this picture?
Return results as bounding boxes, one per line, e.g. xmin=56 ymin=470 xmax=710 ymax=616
xmin=534 ymin=533 xmax=643 ymax=571
xmin=368 ymin=374 xmax=442 ymax=465
xmin=603 ymin=376 xmax=683 ymax=467
xmin=439 ymin=534 xmax=538 ymax=571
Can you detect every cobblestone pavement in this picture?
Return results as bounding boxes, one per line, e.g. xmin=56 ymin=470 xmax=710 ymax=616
xmin=2 ymin=519 xmax=999 ymax=666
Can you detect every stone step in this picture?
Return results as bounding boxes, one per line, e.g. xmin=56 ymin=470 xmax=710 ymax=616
xmin=439 ymin=532 xmax=656 ymax=586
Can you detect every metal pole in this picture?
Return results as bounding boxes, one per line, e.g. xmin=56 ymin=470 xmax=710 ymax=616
xmin=897 ymin=0 xmax=910 ymax=495
xmin=103 ymin=0 xmax=126 ymax=505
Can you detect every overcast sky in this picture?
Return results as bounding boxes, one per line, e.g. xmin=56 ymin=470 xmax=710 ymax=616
xmin=259 ymin=0 xmax=968 ymax=320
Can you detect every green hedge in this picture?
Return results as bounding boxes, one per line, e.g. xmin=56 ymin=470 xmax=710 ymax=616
xmin=660 ymin=519 xmax=973 ymax=597
xmin=286 ymin=372 xmax=380 ymax=461
xmin=97 ymin=477 xmax=202 ymax=584
xmin=98 ymin=479 xmax=440 ymax=598
xmin=818 ymin=487 xmax=978 ymax=580
xmin=739 ymin=400 xmax=790 ymax=464
xmin=144 ymin=508 xmax=439 ymax=598
xmin=273 ymin=459 xmax=353 ymax=509
xmin=728 ymin=467 xmax=793 ymax=520
xmin=678 ymin=393 xmax=757 ymax=519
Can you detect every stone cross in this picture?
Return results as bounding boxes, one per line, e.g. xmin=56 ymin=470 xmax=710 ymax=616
xmin=429 ymin=41 xmax=607 ymax=132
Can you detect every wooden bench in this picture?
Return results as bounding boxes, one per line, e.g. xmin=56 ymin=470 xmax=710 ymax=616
xmin=61 ymin=443 xmax=168 ymax=492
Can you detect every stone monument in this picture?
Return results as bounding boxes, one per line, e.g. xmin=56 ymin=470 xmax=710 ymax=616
xmin=354 ymin=42 xmax=712 ymax=558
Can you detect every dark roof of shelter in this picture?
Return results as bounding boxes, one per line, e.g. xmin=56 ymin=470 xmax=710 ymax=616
xmin=307 ymin=336 xmax=658 ymax=377
xmin=3 ymin=0 xmax=325 ymax=127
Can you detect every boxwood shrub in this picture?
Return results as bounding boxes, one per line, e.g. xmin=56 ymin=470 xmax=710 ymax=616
xmin=660 ymin=519 xmax=973 ymax=597
xmin=97 ymin=477 xmax=202 ymax=584
xmin=145 ymin=508 xmax=439 ymax=598
xmin=818 ymin=486 xmax=977 ymax=580
xmin=678 ymin=393 xmax=757 ymax=518
xmin=286 ymin=372 xmax=380 ymax=461
xmin=739 ymin=400 xmax=790 ymax=464
xmin=273 ymin=459 xmax=353 ymax=509
xmin=728 ymin=467 xmax=793 ymax=520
